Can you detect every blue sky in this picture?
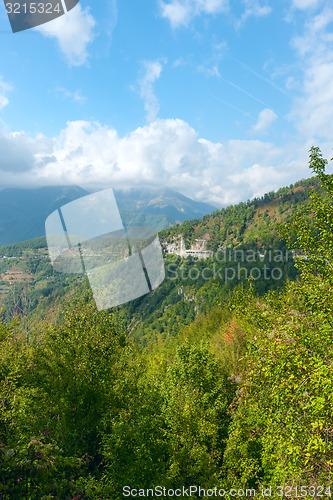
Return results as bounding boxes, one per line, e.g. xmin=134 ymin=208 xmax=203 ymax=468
xmin=0 ymin=0 xmax=333 ymax=206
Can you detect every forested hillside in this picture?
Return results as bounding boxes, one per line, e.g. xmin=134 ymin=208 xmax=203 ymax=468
xmin=0 ymin=237 xmax=83 ymax=325
xmin=0 ymin=171 xmax=319 ymax=333
xmin=0 ymin=148 xmax=332 ymax=499
xmin=115 ymin=175 xmax=319 ymax=341
xmin=161 ymin=176 xmax=319 ymax=250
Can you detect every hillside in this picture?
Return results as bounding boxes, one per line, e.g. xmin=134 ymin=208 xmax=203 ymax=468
xmin=0 ymin=236 xmax=83 ymax=323
xmin=160 ymin=176 xmax=319 ymax=251
xmin=0 ymin=176 xmax=318 ymax=333
xmin=0 ymin=149 xmax=332 ymax=499
xmin=114 ymin=176 xmax=319 ymax=340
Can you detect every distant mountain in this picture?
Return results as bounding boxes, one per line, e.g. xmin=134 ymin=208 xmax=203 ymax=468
xmin=0 ymin=186 xmax=216 ymax=246
xmin=113 ymin=188 xmax=216 ymax=223
xmin=0 ymin=186 xmax=88 ymax=246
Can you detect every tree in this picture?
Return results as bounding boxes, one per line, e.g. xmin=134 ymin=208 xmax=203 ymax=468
xmin=160 ymin=340 xmax=234 ymax=488
xmin=223 ymin=147 xmax=333 ymax=492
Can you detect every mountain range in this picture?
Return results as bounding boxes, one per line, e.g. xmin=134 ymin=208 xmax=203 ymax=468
xmin=0 ymin=186 xmax=216 ymax=246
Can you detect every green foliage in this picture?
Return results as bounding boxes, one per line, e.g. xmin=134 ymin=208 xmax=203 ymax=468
xmin=222 ymin=148 xmax=333 ymax=494
xmin=0 ymin=302 xmax=130 ymax=498
xmin=160 ymin=341 xmax=234 ymax=487
xmin=160 ymin=176 xmax=318 ymax=251
xmin=0 ymin=149 xmax=332 ymax=497
xmin=31 ymin=302 xmax=127 ymax=458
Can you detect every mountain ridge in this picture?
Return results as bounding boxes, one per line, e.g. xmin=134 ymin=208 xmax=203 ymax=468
xmin=0 ymin=185 xmax=216 ymax=246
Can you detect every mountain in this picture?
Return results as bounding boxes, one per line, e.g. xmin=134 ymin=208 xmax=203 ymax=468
xmin=113 ymin=187 xmax=216 ymax=223
xmin=116 ymin=178 xmax=319 ymax=340
xmin=0 ymin=186 xmax=216 ymax=246
xmin=0 ymin=186 xmax=88 ymax=246
xmin=0 ymin=176 xmax=318 ymax=330
xmin=160 ymin=177 xmax=319 ymax=252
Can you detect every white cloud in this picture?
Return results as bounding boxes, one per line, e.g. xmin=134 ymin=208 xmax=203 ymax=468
xmin=229 ymin=164 xmax=283 ymax=199
xmin=160 ymin=1 xmax=189 ymax=28
xmin=56 ymin=86 xmax=87 ymax=103
xmin=289 ymin=7 xmax=333 ymax=140
xmin=197 ymin=64 xmax=220 ymax=77
xmin=251 ymin=108 xmax=278 ymax=135
xmin=0 ymin=96 xmax=9 ymax=111
xmin=138 ymin=61 xmax=164 ymax=122
xmin=292 ymin=0 xmax=321 ymax=10
xmin=159 ymin=0 xmax=229 ymax=28
xmin=0 ymin=119 xmax=315 ymax=207
xmin=293 ymin=59 xmax=333 ymax=140
xmin=236 ymin=0 xmax=271 ymax=29
xmin=0 ymin=130 xmax=52 ymax=173
xmin=0 ymin=77 xmax=13 ymax=111
xmin=35 ymin=5 xmax=96 ymax=66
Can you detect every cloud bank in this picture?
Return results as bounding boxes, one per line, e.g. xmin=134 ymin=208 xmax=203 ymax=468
xmin=0 ymin=119 xmax=317 ymax=207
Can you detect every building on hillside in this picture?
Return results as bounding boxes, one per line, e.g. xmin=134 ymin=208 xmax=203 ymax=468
xmin=163 ymin=235 xmax=213 ymax=259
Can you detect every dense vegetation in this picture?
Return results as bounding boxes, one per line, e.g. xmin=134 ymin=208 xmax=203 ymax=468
xmin=114 ymin=177 xmax=318 ymax=340
xmin=0 ymin=148 xmax=332 ymax=498
xmin=160 ymin=177 xmax=319 ymax=250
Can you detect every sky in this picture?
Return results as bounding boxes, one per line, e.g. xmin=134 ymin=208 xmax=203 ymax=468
xmin=0 ymin=0 xmax=333 ymax=207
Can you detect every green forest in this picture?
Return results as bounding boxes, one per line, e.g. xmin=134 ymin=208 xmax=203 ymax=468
xmin=0 ymin=147 xmax=332 ymax=499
